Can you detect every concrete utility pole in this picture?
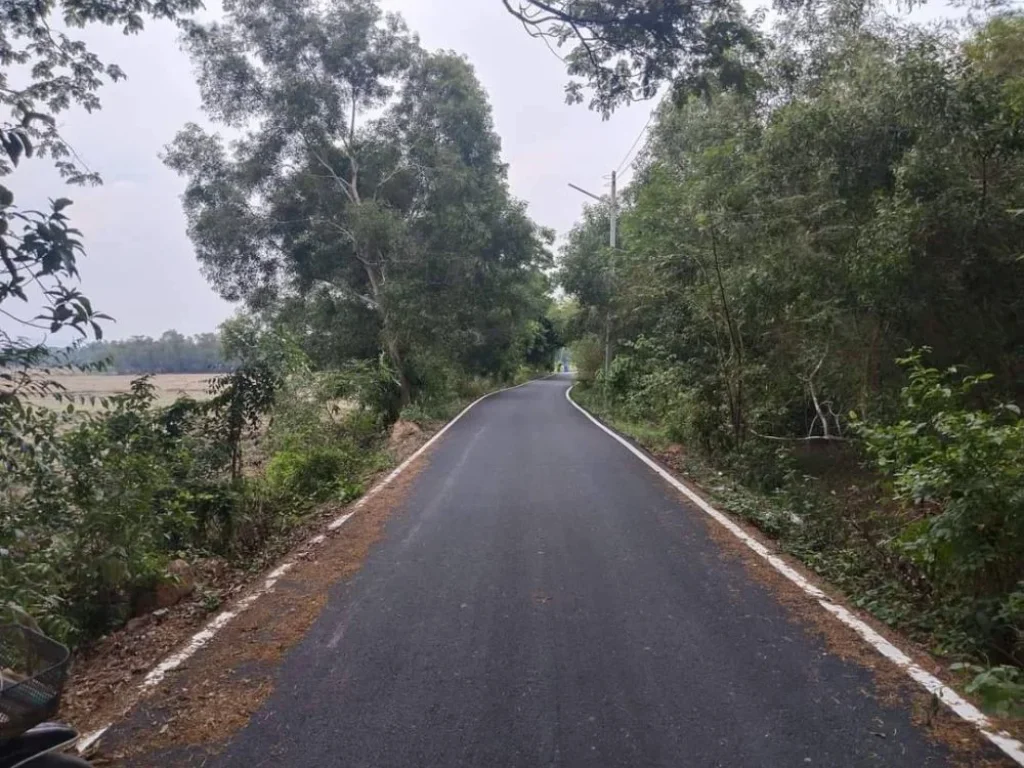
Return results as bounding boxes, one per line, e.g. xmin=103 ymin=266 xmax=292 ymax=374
xmin=604 ymin=171 xmax=617 ymax=409
xmin=568 ymin=170 xmax=618 ymax=409
xmin=610 ymin=169 xmax=617 ymax=249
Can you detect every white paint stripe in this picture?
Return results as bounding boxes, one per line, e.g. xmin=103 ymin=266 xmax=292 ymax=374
xmin=564 ymin=384 xmax=1024 ymax=766
xmin=75 ymin=725 xmax=108 ymax=754
xmin=327 ymin=512 xmax=356 ymax=531
xmin=77 ymin=373 xmax=560 ymax=754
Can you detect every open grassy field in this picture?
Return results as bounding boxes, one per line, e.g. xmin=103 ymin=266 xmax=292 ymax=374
xmin=29 ymin=373 xmax=220 ymax=410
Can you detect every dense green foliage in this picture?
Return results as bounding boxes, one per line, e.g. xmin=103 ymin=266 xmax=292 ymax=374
xmin=502 ymin=0 xmax=762 ymax=114
xmin=0 ymin=0 xmax=209 ymax=639
xmin=858 ymin=354 xmax=1024 ymax=658
xmin=559 ymin=6 xmax=1024 ymax=706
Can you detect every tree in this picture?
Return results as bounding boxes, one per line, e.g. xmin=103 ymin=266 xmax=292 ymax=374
xmin=501 ymin=0 xmax=763 ymax=115
xmin=166 ymin=0 xmax=550 ymax=409
xmin=560 ymin=11 xmax=1024 ymax=443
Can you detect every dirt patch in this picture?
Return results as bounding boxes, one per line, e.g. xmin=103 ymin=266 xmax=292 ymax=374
xmin=387 ymin=419 xmax=426 ymax=462
xmin=74 ymin=452 xmax=429 ymax=766
xmin=678 ymin=484 xmax=1017 ymax=767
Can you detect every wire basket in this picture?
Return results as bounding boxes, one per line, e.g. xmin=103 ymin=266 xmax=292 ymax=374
xmin=0 ymin=625 xmax=70 ymax=742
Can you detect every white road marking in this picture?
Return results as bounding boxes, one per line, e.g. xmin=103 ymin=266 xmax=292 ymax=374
xmin=565 ymin=384 xmax=1024 ymax=766
xmin=77 ymin=374 xmax=560 ymax=754
xmin=137 ymin=562 xmax=296 ymax=693
xmin=327 ymin=512 xmax=356 ymax=531
xmin=75 ymin=726 xmax=108 ymax=754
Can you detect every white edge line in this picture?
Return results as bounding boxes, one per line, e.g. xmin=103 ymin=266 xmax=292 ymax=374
xmin=564 ymin=384 xmax=1024 ymax=766
xmin=77 ymin=373 xmax=561 ymax=754
xmin=75 ymin=726 xmax=108 ymax=754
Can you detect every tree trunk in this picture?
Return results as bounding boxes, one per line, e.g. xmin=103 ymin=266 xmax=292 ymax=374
xmin=385 ymin=330 xmax=412 ymax=409
xmin=360 ymin=259 xmax=412 ymax=410
xmin=710 ymin=226 xmax=744 ymax=445
xmin=862 ymin=318 xmax=883 ymax=418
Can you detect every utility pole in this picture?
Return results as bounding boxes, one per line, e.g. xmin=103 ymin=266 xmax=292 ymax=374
xmin=568 ymin=170 xmax=618 ymax=409
xmin=610 ymin=169 xmax=617 ymax=249
xmin=605 ymin=170 xmax=617 ymax=410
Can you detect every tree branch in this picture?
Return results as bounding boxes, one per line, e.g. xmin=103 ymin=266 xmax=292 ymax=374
xmin=749 ymin=428 xmax=849 ymax=443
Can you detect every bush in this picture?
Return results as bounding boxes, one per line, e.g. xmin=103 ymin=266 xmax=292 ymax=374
xmin=953 ymin=664 xmax=1024 ymax=718
xmin=226 ymin=479 xmax=298 ymax=558
xmin=570 ymin=334 xmax=605 ymax=384
xmin=1 ymin=367 xmax=306 ymax=643
xmin=0 ymin=378 xmax=229 ymax=641
xmin=266 ymin=444 xmax=363 ymax=503
xmin=325 ymin=358 xmax=404 ymax=422
xmin=341 ymin=408 xmax=386 ymax=449
xmin=858 ymin=351 xmax=1024 ymax=660
xmin=0 ymin=324 xmax=394 ymax=645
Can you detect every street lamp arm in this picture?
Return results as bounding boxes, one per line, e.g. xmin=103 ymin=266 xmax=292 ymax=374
xmin=568 ymin=182 xmax=605 ymax=202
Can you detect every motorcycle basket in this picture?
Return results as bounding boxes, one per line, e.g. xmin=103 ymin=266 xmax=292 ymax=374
xmin=0 ymin=625 xmax=70 ymax=742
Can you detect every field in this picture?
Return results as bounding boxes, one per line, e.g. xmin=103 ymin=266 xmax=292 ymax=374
xmin=30 ymin=373 xmax=219 ymax=410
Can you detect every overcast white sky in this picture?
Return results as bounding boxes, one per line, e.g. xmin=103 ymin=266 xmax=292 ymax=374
xmin=4 ymin=0 xmax=963 ymax=342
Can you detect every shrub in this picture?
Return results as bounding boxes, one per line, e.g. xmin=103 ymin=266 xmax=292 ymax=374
xmin=952 ymin=664 xmax=1024 ymax=718
xmin=570 ymin=334 xmax=605 ymax=384
xmin=0 ymin=372 xmax=283 ymax=642
xmin=266 ymin=444 xmax=362 ymax=503
xmin=341 ymin=408 xmax=385 ymax=449
xmin=226 ymin=479 xmax=297 ymax=559
xmin=858 ymin=350 xmax=1024 ymax=659
xmin=0 ymin=378 xmax=222 ymax=641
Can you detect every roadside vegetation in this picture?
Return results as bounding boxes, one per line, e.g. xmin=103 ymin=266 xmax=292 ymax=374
xmin=556 ymin=3 xmax=1024 ymax=716
xmin=1 ymin=0 xmax=559 ymax=648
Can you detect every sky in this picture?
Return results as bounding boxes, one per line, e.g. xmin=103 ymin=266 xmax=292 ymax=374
xmin=4 ymin=0 xmax=963 ymax=343
xmin=3 ymin=0 xmax=656 ymax=342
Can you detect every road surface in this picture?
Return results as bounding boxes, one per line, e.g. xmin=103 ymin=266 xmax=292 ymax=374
xmin=210 ymin=375 xmax=959 ymax=767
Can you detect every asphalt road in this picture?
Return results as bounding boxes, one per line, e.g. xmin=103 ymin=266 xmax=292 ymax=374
xmin=214 ymin=375 xmax=955 ymax=767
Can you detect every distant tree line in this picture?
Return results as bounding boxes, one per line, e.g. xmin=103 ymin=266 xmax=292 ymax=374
xmin=62 ymin=330 xmax=231 ymax=374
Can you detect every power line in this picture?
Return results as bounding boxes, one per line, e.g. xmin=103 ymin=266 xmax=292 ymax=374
xmin=615 ymin=109 xmax=656 ymax=175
